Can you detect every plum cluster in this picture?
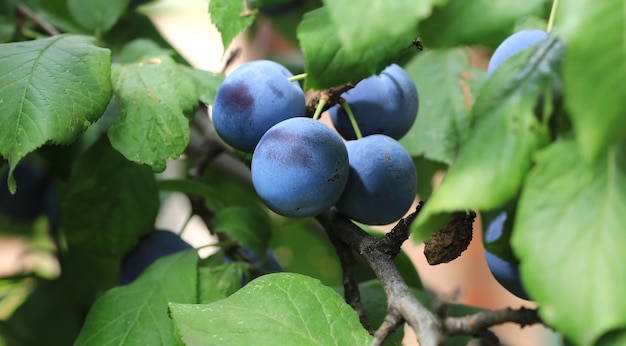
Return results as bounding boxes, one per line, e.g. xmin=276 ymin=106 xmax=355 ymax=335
xmin=212 ymin=60 xmax=419 ymax=225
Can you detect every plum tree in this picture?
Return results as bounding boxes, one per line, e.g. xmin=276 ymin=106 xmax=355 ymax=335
xmin=329 ymin=64 xmax=418 ymax=140
xmin=483 ymin=212 xmax=529 ymax=300
xmin=487 ymin=29 xmax=548 ymax=76
xmin=251 ymin=117 xmax=349 ymax=218
xmin=119 ymin=230 xmax=193 ymax=285
xmin=335 ymin=135 xmax=417 ymax=225
xmin=212 ymin=60 xmax=306 ymax=153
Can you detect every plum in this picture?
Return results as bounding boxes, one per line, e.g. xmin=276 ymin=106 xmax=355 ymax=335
xmin=212 ymin=60 xmax=306 ymax=153
xmin=487 ymin=29 xmax=548 ymax=76
xmin=484 ymin=211 xmax=529 ymax=300
xmin=251 ymin=117 xmax=349 ymax=218
xmin=335 ymin=135 xmax=417 ymax=225
xmin=0 ymin=162 xmax=57 ymax=222
xmin=329 ymin=64 xmax=418 ymax=140
xmin=120 ymin=230 xmax=193 ymax=285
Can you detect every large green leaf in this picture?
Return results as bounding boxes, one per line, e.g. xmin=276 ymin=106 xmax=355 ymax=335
xmin=61 ymin=138 xmax=160 ymax=256
xmin=512 ymin=140 xmax=626 ymax=345
xmin=322 ymin=0 xmax=431 ymax=57
xmin=75 ymin=250 xmax=198 ymax=345
xmin=410 ymin=36 xmax=562 ymax=242
xmin=558 ymin=0 xmax=626 ymax=162
xmin=0 ymin=34 xmax=111 ymax=193
xmin=108 ymin=55 xmax=196 ymax=172
xmin=67 ymin=0 xmax=130 ymax=34
xmin=169 ymin=273 xmax=373 ymax=345
xmin=401 ymin=48 xmax=487 ymax=164
xmin=419 ymin=0 xmax=547 ymax=48
xmin=209 ymin=0 xmax=257 ymax=50
xmin=297 ymin=7 xmax=418 ymax=89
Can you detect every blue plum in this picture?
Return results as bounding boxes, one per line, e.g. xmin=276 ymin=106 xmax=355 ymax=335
xmin=483 ymin=211 xmax=529 ymax=300
xmin=487 ymin=30 xmax=548 ymax=76
xmin=251 ymin=117 xmax=349 ymax=218
xmin=329 ymin=64 xmax=418 ymax=140
xmin=335 ymin=135 xmax=417 ymax=225
xmin=120 ymin=230 xmax=193 ymax=285
xmin=212 ymin=60 xmax=306 ymax=153
xmin=0 ymin=162 xmax=57 ymax=222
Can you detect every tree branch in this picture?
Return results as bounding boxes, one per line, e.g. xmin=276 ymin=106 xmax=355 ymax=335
xmin=317 ymin=208 xmax=443 ymax=346
xmin=444 ymin=307 xmax=542 ymax=337
xmin=16 ymin=3 xmax=60 ymax=36
xmin=305 ymin=83 xmax=355 ymax=118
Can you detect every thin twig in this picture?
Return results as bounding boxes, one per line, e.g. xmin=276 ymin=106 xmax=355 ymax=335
xmin=377 ymin=202 xmax=424 ymax=258
xmin=444 ymin=307 xmax=542 ymax=337
xmin=16 ymin=3 xmax=60 ymax=36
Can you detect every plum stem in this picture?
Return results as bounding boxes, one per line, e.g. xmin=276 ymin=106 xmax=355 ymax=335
xmin=546 ymin=0 xmax=559 ymax=32
xmin=340 ymin=101 xmax=363 ymax=139
xmin=288 ymin=73 xmax=307 ymax=82
xmin=312 ymin=98 xmax=327 ymax=120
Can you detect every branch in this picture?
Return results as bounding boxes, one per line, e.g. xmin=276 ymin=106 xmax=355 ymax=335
xmin=321 ymin=222 xmax=372 ymax=333
xmin=305 ymin=83 xmax=355 ymax=118
xmin=317 ymin=208 xmax=443 ymax=346
xmin=444 ymin=307 xmax=542 ymax=340
xmin=16 ymin=3 xmax=60 ymax=36
xmin=377 ymin=202 xmax=423 ymax=258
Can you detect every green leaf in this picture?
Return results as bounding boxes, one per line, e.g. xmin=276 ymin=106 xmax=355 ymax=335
xmin=5 ymin=277 xmax=85 ymax=345
xmin=270 ymin=220 xmax=342 ymax=286
xmin=75 ymin=250 xmax=198 ymax=346
xmin=558 ymin=0 xmax=626 ymax=162
xmin=61 ymin=138 xmax=160 ymax=256
xmin=197 ymin=259 xmax=248 ymax=304
xmin=67 ymin=0 xmax=130 ymax=34
xmin=108 ymin=55 xmax=196 ymax=172
xmin=0 ymin=15 xmax=15 ymax=43
xmin=512 ymin=140 xmax=626 ymax=345
xmin=169 ymin=272 xmax=373 ymax=345
xmin=322 ymin=0 xmax=429 ymax=57
xmin=116 ymin=38 xmax=174 ymax=63
xmin=156 ymin=178 xmax=225 ymax=211
xmin=0 ymin=34 xmax=111 ymax=193
xmin=412 ymin=156 xmax=447 ymax=200
xmin=209 ymin=0 xmax=257 ymax=50
xmin=180 ymin=65 xmax=224 ymax=105
xmin=214 ymin=206 xmax=272 ymax=261
xmin=419 ymin=0 xmax=547 ymax=48
xmin=401 ymin=48 xmax=487 ymax=164
xmin=410 ymin=36 xmax=562 ymax=242
xmin=297 ymin=7 xmax=417 ymax=89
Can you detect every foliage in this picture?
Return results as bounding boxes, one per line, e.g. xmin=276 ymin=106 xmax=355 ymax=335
xmin=0 ymin=0 xmax=624 ymax=345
